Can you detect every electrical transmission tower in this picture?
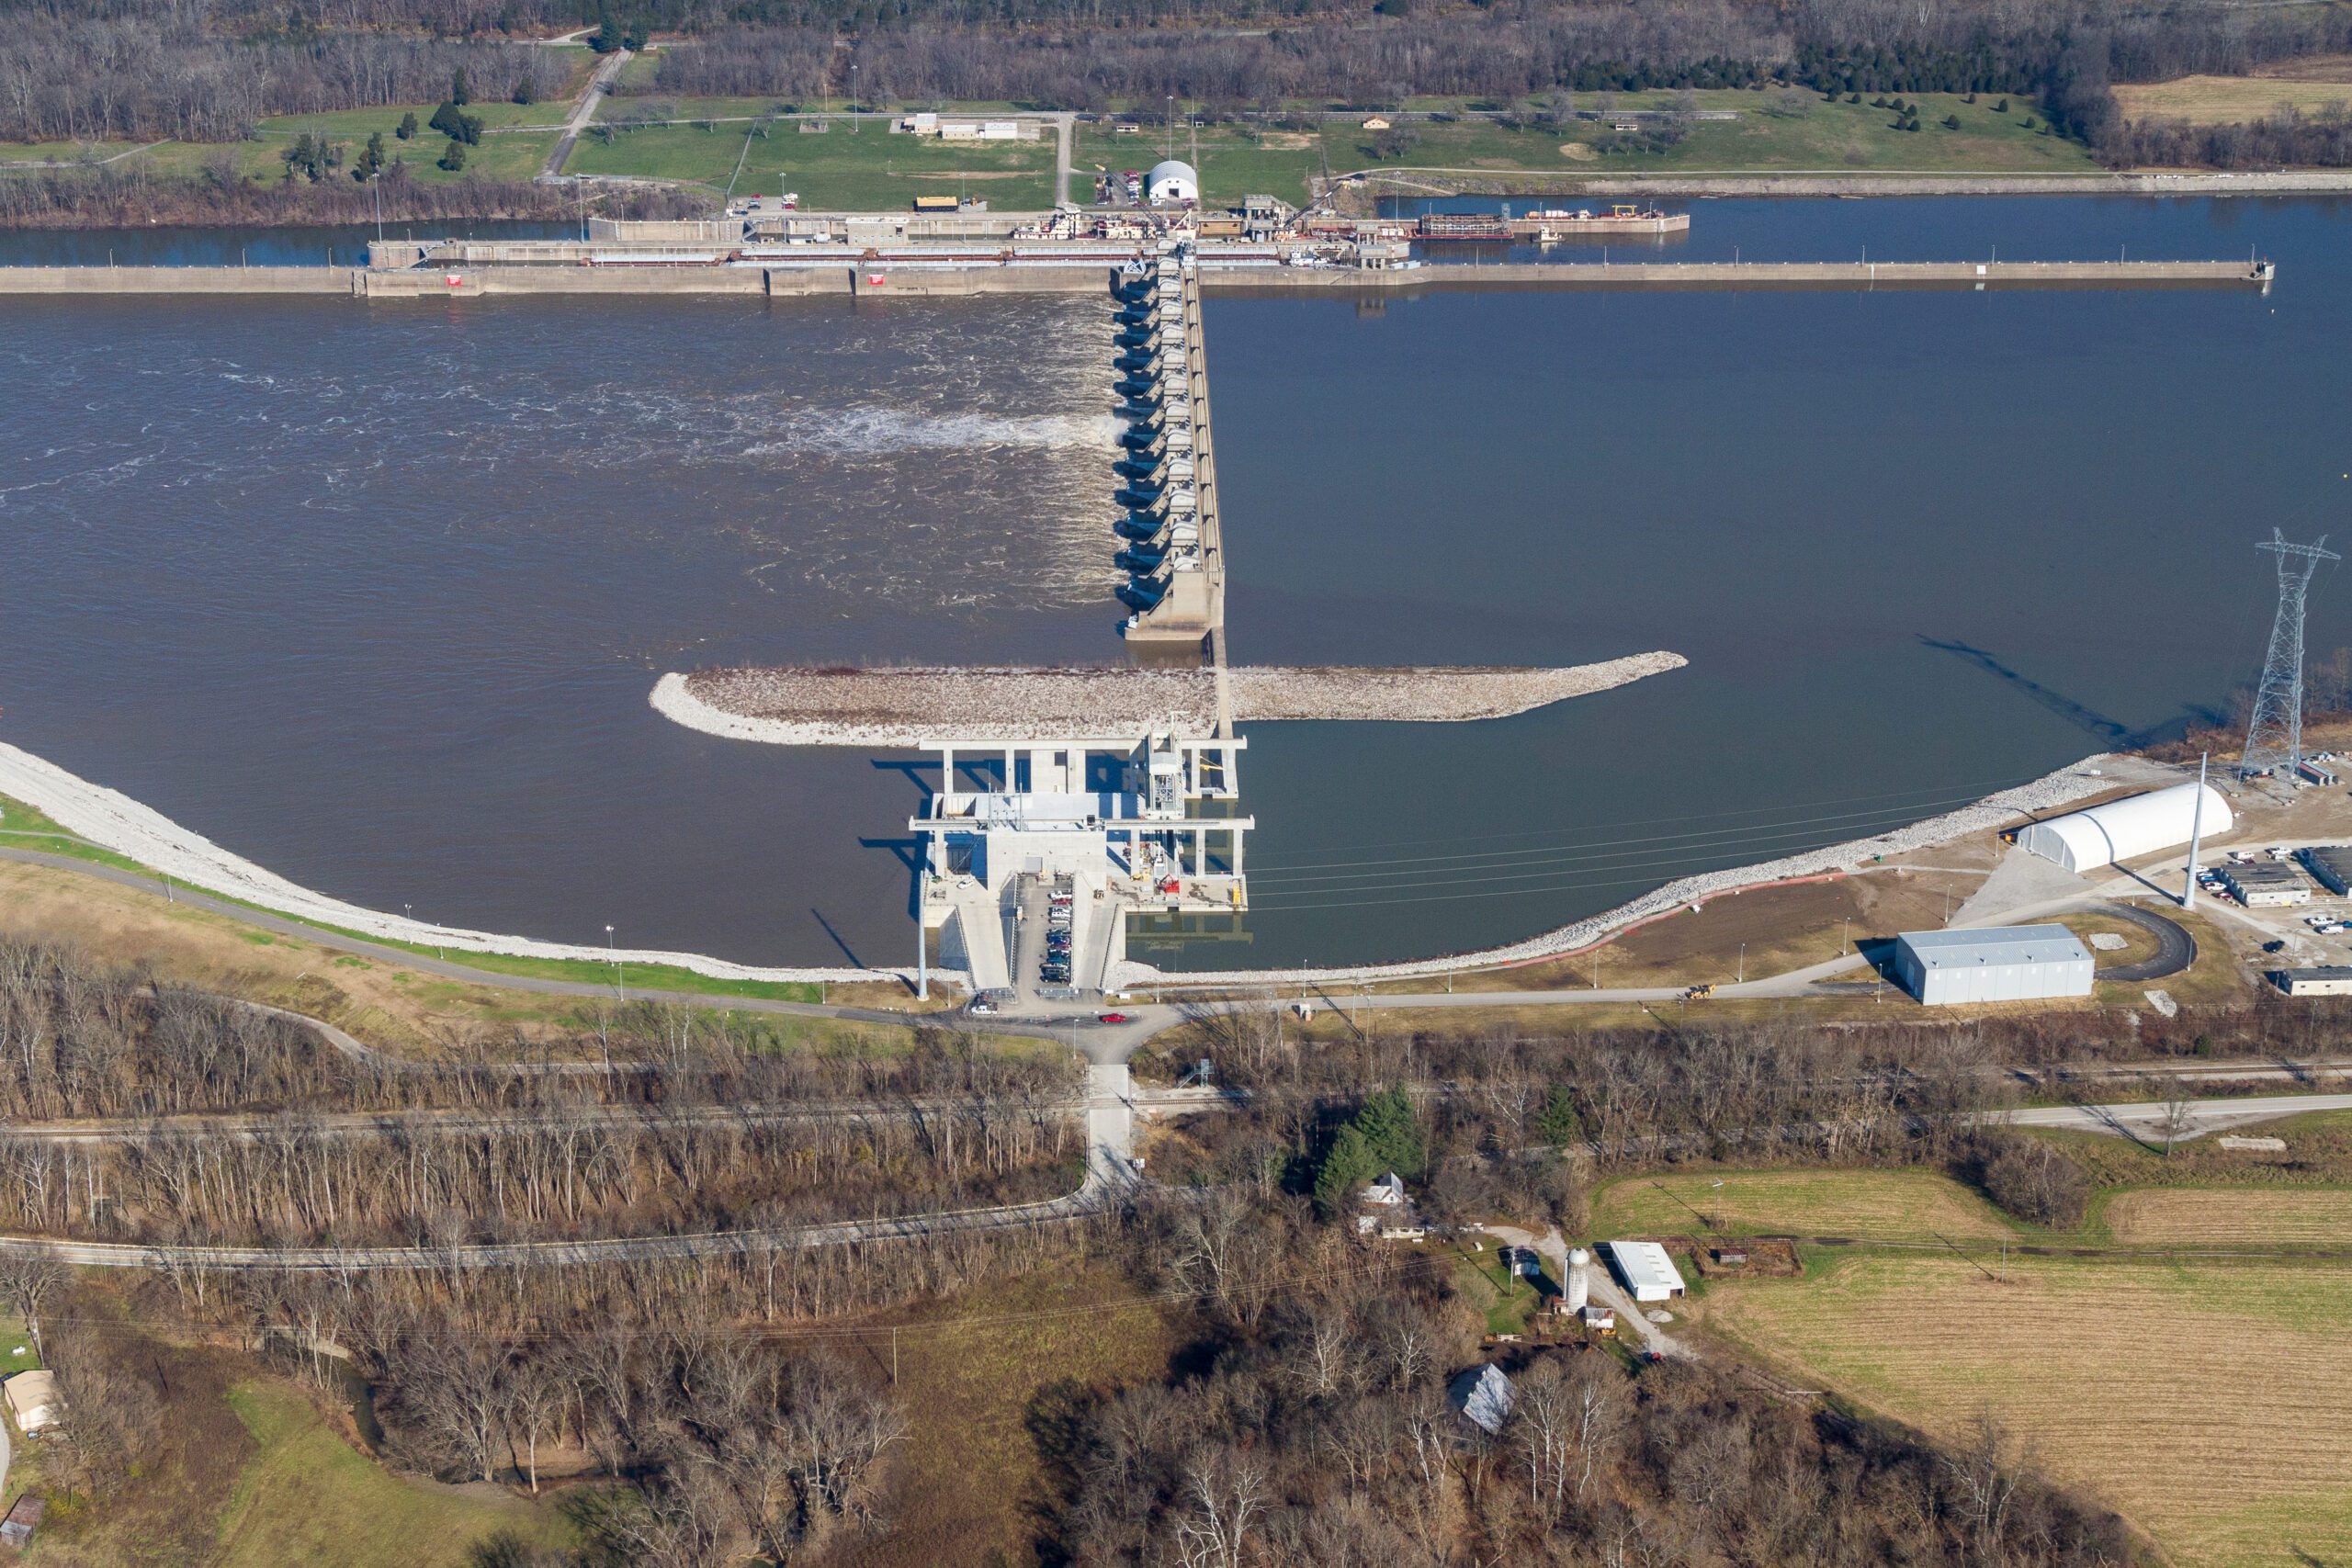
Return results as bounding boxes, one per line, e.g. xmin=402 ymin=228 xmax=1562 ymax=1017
xmin=2241 ymin=530 xmax=2340 ymax=781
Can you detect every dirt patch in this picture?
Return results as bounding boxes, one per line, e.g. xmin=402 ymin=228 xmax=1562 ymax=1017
xmin=1558 ymin=141 xmax=1597 ymax=161
xmin=1258 ymin=131 xmax=1317 ymax=149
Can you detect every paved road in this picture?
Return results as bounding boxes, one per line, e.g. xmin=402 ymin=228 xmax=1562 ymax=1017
xmin=2007 ymin=1092 xmax=2352 ymax=1141
xmin=2090 ymin=899 xmax=2196 ymax=983
xmin=541 ymin=47 xmax=630 ymax=179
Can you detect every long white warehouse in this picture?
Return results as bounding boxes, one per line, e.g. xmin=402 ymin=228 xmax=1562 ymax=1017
xmin=1894 ymin=924 xmax=2095 ymax=1006
xmin=2016 ymin=782 xmax=2233 ymax=873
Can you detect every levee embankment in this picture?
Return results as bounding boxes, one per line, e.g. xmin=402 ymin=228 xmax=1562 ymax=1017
xmin=652 ymin=654 xmax=1686 ymax=746
xmin=0 ymin=257 xmax=2271 ymax=299
xmin=0 ymin=741 xmax=905 ymax=987
xmin=0 ymin=265 xmax=359 ymax=295
xmin=1396 ymin=169 xmax=2352 ymax=198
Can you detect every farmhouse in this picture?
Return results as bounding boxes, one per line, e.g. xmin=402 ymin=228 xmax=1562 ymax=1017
xmin=1602 ymin=1240 xmax=1686 ymax=1303
xmin=1363 ymin=1172 xmax=1407 ymax=1207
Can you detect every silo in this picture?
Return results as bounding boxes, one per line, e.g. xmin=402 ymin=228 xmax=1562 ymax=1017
xmin=1566 ymin=1248 xmax=1592 ymax=1312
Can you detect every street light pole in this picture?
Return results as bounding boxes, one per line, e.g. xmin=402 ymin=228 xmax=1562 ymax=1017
xmin=605 ymin=924 xmax=623 ymax=1001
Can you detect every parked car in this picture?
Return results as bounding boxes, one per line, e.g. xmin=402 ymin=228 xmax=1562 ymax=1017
xmin=968 ymin=998 xmax=999 ymax=1015
xmin=1098 ymin=1012 xmax=1129 ymax=1024
xmin=2263 ymin=939 xmax=2288 ymax=953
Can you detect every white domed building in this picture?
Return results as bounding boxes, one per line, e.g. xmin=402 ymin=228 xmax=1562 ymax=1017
xmin=1146 ymin=159 xmax=1199 ymax=205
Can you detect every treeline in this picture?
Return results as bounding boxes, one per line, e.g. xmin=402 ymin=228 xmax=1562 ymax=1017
xmin=0 ymin=937 xmax=1077 ymax=1120
xmin=0 ymin=160 xmax=704 ymax=227
xmin=0 ymin=12 xmax=560 ymax=141
xmin=1047 ymin=1192 xmax=2134 ymax=1565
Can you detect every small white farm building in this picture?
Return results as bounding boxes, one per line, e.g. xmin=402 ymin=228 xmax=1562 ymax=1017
xmin=2017 ymin=782 xmax=2232 ymax=874
xmin=1146 ymin=159 xmax=1199 ymax=204
xmin=1601 ymin=1240 xmax=1686 ymax=1303
xmin=1894 ymin=925 xmax=2094 ymax=1006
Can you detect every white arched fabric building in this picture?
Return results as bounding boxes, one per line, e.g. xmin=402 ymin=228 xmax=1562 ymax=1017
xmin=1146 ymin=159 xmax=1199 ymax=204
xmin=2017 ymin=782 xmax=2233 ymax=874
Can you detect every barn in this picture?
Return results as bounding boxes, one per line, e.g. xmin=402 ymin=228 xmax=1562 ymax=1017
xmin=2016 ymin=782 xmax=2233 ymax=874
xmin=1894 ymin=924 xmax=2095 ymax=1006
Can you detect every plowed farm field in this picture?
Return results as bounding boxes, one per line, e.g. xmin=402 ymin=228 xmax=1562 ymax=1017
xmin=1702 ymin=1252 xmax=2352 ymax=1565
xmin=2102 ymin=1186 xmax=2352 ymax=1245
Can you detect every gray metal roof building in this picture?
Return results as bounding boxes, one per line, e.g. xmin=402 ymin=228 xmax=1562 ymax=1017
xmin=2276 ymin=967 xmax=2352 ymax=997
xmin=1894 ymin=925 xmax=2095 ymax=1006
xmin=2220 ymin=863 xmax=2310 ymax=907
xmin=2299 ymin=846 xmax=2352 ymax=896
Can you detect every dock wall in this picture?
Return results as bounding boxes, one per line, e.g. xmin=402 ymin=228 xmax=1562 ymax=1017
xmin=0 ymin=257 xmax=2270 ymax=299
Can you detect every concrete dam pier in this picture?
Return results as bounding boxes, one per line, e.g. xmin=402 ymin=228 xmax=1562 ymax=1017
xmin=0 ymin=256 xmax=2277 ymax=299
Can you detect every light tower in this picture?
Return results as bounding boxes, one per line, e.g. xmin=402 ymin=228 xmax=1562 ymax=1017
xmin=2240 ymin=530 xmax=2339 ymax=782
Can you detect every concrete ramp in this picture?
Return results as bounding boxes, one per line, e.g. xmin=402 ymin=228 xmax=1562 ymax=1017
xmin=949 ymin=884 xmax=1012 ymax=993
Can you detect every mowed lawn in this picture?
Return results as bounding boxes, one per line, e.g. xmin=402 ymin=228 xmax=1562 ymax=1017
xmin=0 ymin=101 xmax=567 ymax=186
xmin=1081 ymin=92 xmax=2092 ymax=205
xmin=214 ymin=1382 xmax=570 ymax=1567
xmin=2116 ymin=73 xmax=2352 ymax=125
xmin=570 ymin=120 xmax=1056 ymax=207
xmin=1702 ymin=1252 xmax=2352 ymax=1566
xmin=1591 ymin=1169 xmax=2020 ymax=1244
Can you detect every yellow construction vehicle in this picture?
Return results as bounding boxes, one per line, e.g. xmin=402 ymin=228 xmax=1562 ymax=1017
xmin=1683 ymin=983 xmax=1715 ymax=1000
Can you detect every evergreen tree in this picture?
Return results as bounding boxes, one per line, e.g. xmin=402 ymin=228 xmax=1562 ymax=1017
xmin=437 ymin=140 xmax=468 ymax=172
xmin=397 ymin=111 xmax=418 ymax=141
xmin=1535 ymin=1086 xmax=1582 ymax=1148
xmin=450 ymin=69 xmax=469 ymax=107
xmin=1312 ymin=1124 xmax=1378 ymax=1216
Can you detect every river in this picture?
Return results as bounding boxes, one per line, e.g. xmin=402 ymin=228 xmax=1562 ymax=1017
xmin=1 ymin=197 xmax=2346 ymax=973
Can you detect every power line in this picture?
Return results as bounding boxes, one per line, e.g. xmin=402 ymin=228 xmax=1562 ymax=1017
xmin=1245 ymin=768 xmax=2050 ymax=867
xmin=1247 ymin=789 xmax=2001 ymax=888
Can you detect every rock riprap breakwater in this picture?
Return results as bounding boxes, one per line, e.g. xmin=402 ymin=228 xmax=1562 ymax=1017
xmin=651 ymin=653 xmax=1686 ymax=745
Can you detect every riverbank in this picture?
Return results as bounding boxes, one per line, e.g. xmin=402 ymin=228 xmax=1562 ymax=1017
xmin=0 ymin=743 xmax=911 ymax=989
xmin=0 ymin=735 xmax=2180 ymax=997
xmin=651 ymin=654 xmax=1687 ymax=746
xmin=1124 ymin=753 xmax=2187 ymax=991
xmin=1355 ymin=168 xmax=2352 ymax=199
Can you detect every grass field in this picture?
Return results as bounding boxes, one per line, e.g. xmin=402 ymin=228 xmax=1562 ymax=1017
xmin=0 ymin=102 xmax=565 ymax=187
xmin=2102 ymin=1186 xmax=2352 ymax=1244
xmin=0 ymin=853 xmax=968 ymax=1066
xmin=1450 ymin=1240 xmax=1544 ymax=1334
xmin=1703 ymin=1251 xmax=2352 ymax=1566
xmin=836 ymin=1269 xmax=1177 ymax=1567
xmin=570 ymin=119 xmax=1055 ymax=207
xmin=2116 ymin=73 xmax=2352 ymax=125
xmin=0 ymin=792 xmax=850 ymax=1012
xmin=1592 ymin=1169 xmax=2020 ymax=1244
xmin=213 ymin=1382 xmax=567 ymax=1567
xmin=1080 ymin=93 xmax=2091 ymax=206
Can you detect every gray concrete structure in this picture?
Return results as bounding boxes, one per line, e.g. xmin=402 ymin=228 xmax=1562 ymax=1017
xmin=2222 ymin=862 xmax=2311 ymax=907
xmin=1894 ymin=924 xmax=2095 ymax=1006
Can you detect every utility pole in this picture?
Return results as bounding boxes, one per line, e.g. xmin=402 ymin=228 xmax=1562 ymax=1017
xmin=2242 ymin=530 xmax=2339 ymax=783
xmin=2183 ymin=751 xmax=2209 ymax=910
